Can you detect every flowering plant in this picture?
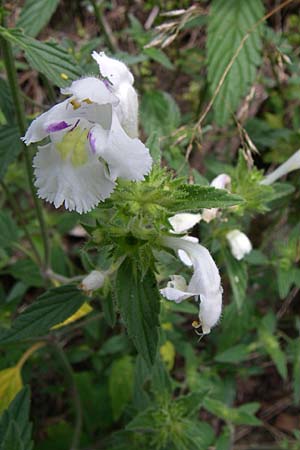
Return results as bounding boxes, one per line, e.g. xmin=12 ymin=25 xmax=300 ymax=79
xmin=1 ymin=2 xmax=300 ymax=450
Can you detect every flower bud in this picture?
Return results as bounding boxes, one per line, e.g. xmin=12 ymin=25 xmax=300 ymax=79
xmin=226 ymin=229 xmax=252 ymax=260
xmin=80 ymin=270 xmax=105 ymax=293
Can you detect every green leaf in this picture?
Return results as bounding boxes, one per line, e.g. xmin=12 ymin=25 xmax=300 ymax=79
xmin=207 ymin=0 xmax=264 ymax=125
xmin=0 ymin=285 xmax=87 ymax=343
xmin=259 ymin=326 xmax=287 ymax=380
xmin=0 ymin=367 xmax=23 ymax=415
xmin=223 ymin=249 xmax=248 ymax=310
xmin=146 ymin=132 xmax=161 ymax=165
xmin=0 ymin=421 xmax=24 ymax=450
xmin=172 ymin=184 xmax=243 ymax=212
xmin=177 ymin=420 xmax=214 ymax=450
xmin=140 ymin=90 xmax=180 ymax=137
xmin=215 ymin=344 xmax=250 ymax=364
xmin=0 ymin=27 xmax=82 ymax=87
xmin=292 ymin=338 xmax=300 ymax=405
xmin=0 ymin=387 xmax=33 ymax=450
xmin=9 ymin=259 xmax=44 ymax=287
xmin=17 ymin=0 xmax=60 ymax=38
xmin=203 ymin=398 xmax=261 ymax=426
xmin=0 ymin=211 xmax=19 ymax=250
xmin=109 ymin=356 xmax=134 ymax=420
xmin=143 ymin=48 xmax=174 ymax=70
xmin=0 ymin=125 xmax=22 ymax=181
xmin=116 ymin=259 xmax=160 ymax=367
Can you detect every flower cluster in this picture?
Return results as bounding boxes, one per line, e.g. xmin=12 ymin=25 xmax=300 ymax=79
xmin=23 ymin=52 xmax=152 ymax=214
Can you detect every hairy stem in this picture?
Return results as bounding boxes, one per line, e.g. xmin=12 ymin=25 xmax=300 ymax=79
xmin=0 ymin=33 xmax=50 ymax=269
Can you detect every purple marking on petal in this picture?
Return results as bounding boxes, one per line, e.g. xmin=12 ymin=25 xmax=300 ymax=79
xmin=88 ymin=129 xmax=97 ymax=154
xmin=46 ymin=121 xmax=70 ymax=133
xmin=69 ymin=119 xmax=80 ymax=132
xmin=103 ymin=78 xmax=113 ymax=91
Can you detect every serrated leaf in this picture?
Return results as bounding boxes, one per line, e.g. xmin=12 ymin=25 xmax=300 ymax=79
xmin=140 ymin=90 xmax=180 ymax=137
xmin=0 ymin=27 xmax=82 ymax=87
xmin=207 ymin=0 xmax=264 ymax=125
xmin=172 ymin=184 xmax=243 ymax=212
xmin=51 ymin=302 xmax=93 ymax=329
xmin=223 ymin=249 xmax=248 ymax=310
xmin=0 ymin=125 xmax=22 ymax=181
xmin=0 ymin=387 xmax=33 ymax=450
xmin=109 ymin=356 xmax=134 ymax=420
xmin=116 ymin=259 xmax=160 ymax=367
xmin=0 ymin=367 xmax=23 ymax=415
xmin=0 ymin=211 xmax=19 ymax=250
xmin=0 ymin=285 xmax=87 ymax=343
xmin=0 ymin=421 xmax=24 ymax=450
xmin=17 ymin=0 xmax=60 ymax=38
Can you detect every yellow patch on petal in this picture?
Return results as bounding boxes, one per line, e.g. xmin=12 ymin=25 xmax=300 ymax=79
xmin=56 ymin=127 xmax=88 ymax=167
xmin=82 ymin=98 xmax=93 ymax=104
xmin=0 ymin=366 xmax=23 ymax=414
xmin=70 ymin=99 xmax=81 ymax=110
xmin=160 ymin=340 xmax=176 ymax=371
xmin=52 ymin=302 xmax=93 ymax=329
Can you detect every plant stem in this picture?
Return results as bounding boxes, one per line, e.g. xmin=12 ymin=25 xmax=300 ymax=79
xmin=0 ymin=33 xmax=50 ymax=269
xmin=17 ymin=341 xmax=45 ymax=369
xmin=51 ymin=341 xmax=83 ymax=450
xmin=90 ymin=0 xmax=118 ymax=53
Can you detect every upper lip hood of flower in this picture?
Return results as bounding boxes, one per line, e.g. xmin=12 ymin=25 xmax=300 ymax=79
xmin=22 ymin=74 xmax=152 ymax=214
xmin=226 ymin=229 xmax=252 ymax=260
xmin=92 ymin=51 xmax=134 ymax=87
xmin=160 ymin=236 xmax=222 ymax=334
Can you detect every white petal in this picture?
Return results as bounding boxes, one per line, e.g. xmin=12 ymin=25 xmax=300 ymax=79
xmin=92 ymin=51 xmax=134 ymax=87
xmin=160 ymin=275 xmax=192 ymax=303
xmin=91 ymin=114 xmax=152 ymax=181
xmin=33 ymin=142 xmax=115 ymax=214
xmin=114 ymin=83 xmax=139 ymax=138
xmin=178 ymin=236 xmax=199 ymax=267
xmin=162 ymin=236 xmax=222 ymax=334
xmin=210 ymin=173 xmax=231 ymax=189
xmin=261 ymin=149 xmax=300 ymax=185
xmin=61 ymin=77 xmax=119 ymax=106
xmin=168 ymin=213 xmax=201 ymax=233
xmin=22 ymin=99 xmax=73 ymax=144
xmin=226 ymin=229 xmax=252 ymax=260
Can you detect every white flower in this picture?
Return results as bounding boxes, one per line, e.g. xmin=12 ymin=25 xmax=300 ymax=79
xmin=202 ymin=173 xmax=231 ymax=223
xmin=160 ymin=236 xmax=222 ymax=334
xmin=261 ymin=149 xmax=300 ymax=185
xmin=23 ymin=76 xmax=152 ymax=214
xmin=92 ymin=51 xmax=139 ymax=138
xmin=226 ymin=229 xmax=252 ymax=260
xmin=168 ymin=213 xmax=201 ymax=234
xmin=80 ymin=270 xmax=105 ymax=292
